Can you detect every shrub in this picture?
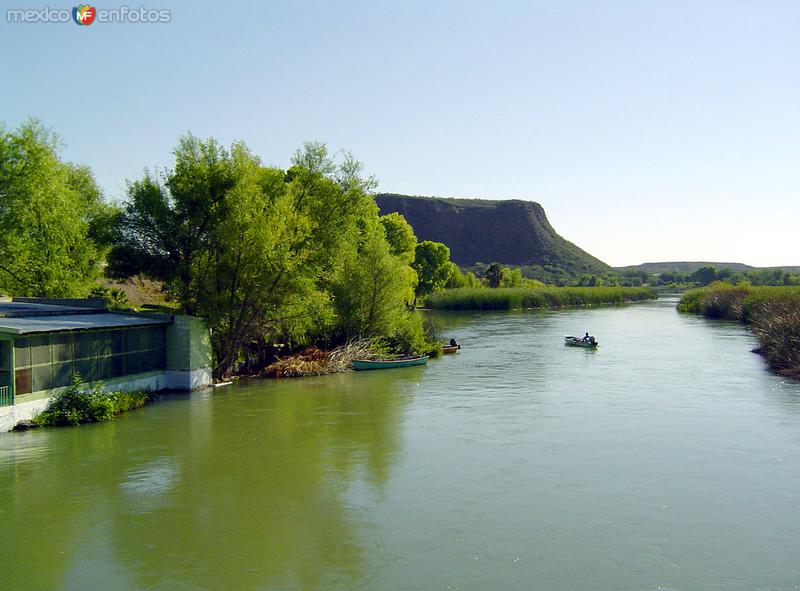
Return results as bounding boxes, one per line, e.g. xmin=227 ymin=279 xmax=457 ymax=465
xmin=36 ymin=376 xmax=153 ymax=427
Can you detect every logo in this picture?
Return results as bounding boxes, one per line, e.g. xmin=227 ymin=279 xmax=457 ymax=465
xmin=72 ymin=4 xmax=96 ymax=25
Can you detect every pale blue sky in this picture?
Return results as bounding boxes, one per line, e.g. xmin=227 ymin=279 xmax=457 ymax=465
xmin=2 ymin=0 xmax=798 ymax=267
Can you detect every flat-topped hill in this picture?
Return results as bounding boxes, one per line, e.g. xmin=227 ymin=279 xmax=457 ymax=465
xmin=375 ymin=194 xmax=610 ymax=274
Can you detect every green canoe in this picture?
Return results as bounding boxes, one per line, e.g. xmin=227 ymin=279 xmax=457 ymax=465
xmin=352 ymin=356 xmax=429 ymax=371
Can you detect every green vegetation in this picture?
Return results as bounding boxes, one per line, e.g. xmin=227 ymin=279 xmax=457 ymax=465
xmin=425 ymin=286 xmax=656 ymax=311
xmin=108 ymin=137 xmax=438 ymax=377
xmin=678 ymin=283 xmax=800 ymax=379
xmin=35 ymin=378 xmax=153 ymax=426
xmin=412 ymin=240 xmax=453 ymax=300
xmin=658 ymin=265 xmax=800 ymax=288
xmin=0 ymin=120 xmax=114 ymax=297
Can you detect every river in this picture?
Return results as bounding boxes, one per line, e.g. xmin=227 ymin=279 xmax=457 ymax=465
xmin=1 ymin=297 xmax=799 ymax=590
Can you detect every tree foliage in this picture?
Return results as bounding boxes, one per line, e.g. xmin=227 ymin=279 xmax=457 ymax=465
xmin=110 ymin=136 xmax=427 ymax=377
xmin=412 ymin=240 xmax=453 ymax=298
xmin=379 ymin=212 xmax=417 ymax=263
xmin=0 ymin=120 xmax=109 ymax=296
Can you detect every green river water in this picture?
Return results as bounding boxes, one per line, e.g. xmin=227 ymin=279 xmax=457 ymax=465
xmin=2 ymin=297 xmax=799 ymax=590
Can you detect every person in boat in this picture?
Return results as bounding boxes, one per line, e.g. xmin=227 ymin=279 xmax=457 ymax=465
xmin=449 ymin=338 xmax=458 ymax=347
xmin=581 ymin=332 xmax=591 ymax=342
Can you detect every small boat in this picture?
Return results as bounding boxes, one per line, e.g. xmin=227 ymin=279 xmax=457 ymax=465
xmin=564 ymin=335 xmax=598 ymax=348
xmin=442 ymin=344 xmax=461 ymax=354
xmin=352 ymin=356 xmax=429 ymax=371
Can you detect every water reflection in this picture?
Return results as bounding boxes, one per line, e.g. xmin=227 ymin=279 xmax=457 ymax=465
xmin=2 ymin=299 xmax=800 ymax=590
xmin=0 ymin=370 xmax=417 ymax=590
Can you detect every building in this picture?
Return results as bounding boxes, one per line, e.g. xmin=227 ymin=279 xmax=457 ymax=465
xmin=0 ymin=298 xmax=212 ymax=431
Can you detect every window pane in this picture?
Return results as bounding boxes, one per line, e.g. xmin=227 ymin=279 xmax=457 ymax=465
xmin=74 ymin=332 xmax=96 ymax=359
xmin=96 ymin=356 xmax=111 ymax=380
xmin=51 ymin=333 xmax=71 ymax=363
xmin=52 ymin=362 xmax=73 ymax=388
xmin=32 ymin=365 xmax=52 ymax=392
xmin=97 ymin=332 xmax=113 ymax=357
xmin=30 ymin=335 xmax=50 ymax=366
xmin=126 ymin=329 xmax=141 ymax=352
xmin=14 ymin=338 xmax=30 ymax=368
xmin=110 ymin=355 xmax=125 ymax=378
xmin=125 ymin=351 xmax=142 ymax=375
xmin=73 ymin=359 xmax=95 ymax=383
xmin=153 ymin=349 xmax=166 ymax=371
xmin=111 ymin=331 xmax=125 ymax=354
xmin=0 ymin=341 xmax=10 ymax=371
xmin=15 ymin=369 xmax=31 ymax=395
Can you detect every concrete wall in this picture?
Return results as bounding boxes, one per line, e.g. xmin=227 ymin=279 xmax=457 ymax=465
xmin=166 ymin=315 xmax=212 ymax=390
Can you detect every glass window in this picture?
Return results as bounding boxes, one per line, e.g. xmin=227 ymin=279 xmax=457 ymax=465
xmin=126 ymin=329 xmax=143 ymax=352
xmin=51 ymin=333 xmax=71 ymax=363
xmin=96 ymin=356 xmax=111 ymax=380
xmin=125 ymin=351 xmax=142 ymax=375
xmin=73 ymin=358 xmax=95 ymax=383
xmin=0 ymin=341 xmax=10 ymax=371
xmin=52 ymin=362 xmax=73 ymax=388
xmin=97 ymin=332 xmax=113 ymax=357
xmin=110 ymin=355 xmax=125 ymax=378
xmin=15 ymin=368 xmax=31 ymax=395
xmin=30 ymin=335 xmax=50 ymax=366
xmin=111 ymin=331 xmax=125 ymax=355
xmin=74 ymin=332 xmax=96 ymax=359
xmin=14 ymin=338 xmax=30 ymax=368
xmin=32 ymin=364 xmax=53 ymax=392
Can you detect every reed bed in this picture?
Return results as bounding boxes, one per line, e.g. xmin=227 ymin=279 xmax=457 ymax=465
xmin=678 ymin=284 xmax=800 ymax=379
xmin=424 ymin=286 xmax=656 ymax=311
xmin=263 ymin=338 xmax=384 ymax=378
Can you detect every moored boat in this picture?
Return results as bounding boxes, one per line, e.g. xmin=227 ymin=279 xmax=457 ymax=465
xmin=352 ymin=356 xmax=429 ymax=370
xmin=564 ymin=335 xmax=599 ymax=348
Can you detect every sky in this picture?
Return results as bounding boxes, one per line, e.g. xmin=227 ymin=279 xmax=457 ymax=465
xmin=2 ymin=0 xmax=798 ymax=267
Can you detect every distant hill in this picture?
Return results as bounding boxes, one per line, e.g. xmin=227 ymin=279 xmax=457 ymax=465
xmin=375 ymin=194 xmax=610 ymax=274
xmin=615 ymin=262 xmax=800 ymax=274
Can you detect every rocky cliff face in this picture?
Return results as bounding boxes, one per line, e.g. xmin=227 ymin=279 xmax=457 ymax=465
xmin=375 ymin=194 xmax=609 ymax=273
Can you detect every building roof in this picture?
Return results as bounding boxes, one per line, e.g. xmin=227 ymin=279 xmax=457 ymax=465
xmin=0 ymin=302 xmax=98 ymax=318
xmin=0 ymin=313 xmax=171 ymax=335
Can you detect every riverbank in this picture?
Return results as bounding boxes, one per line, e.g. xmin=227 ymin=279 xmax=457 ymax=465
xmin=678 ymin=283 xmax=800 ymax=379
xmin=262 ymin=338 xmax=442 ymax=378
xmin=13 ymin=382 xmax=154 ymax=430
xmin=424 ymin=286 xmax=656 ymax=311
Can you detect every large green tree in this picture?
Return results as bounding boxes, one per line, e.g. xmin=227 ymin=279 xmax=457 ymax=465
xmin=412 ymin=240 xmax=453 ymax=300
xmin=110 ymin=137 xmax=420 ymax=377
xmin=0 ymin=120 xmax=109 ymax=296
xmin=379 ymin=212 xmax=417 ymax=263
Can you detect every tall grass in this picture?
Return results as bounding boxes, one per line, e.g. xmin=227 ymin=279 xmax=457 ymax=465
xmin=424 ymin=286 xmax=656 ymax=311
xmin=678 ymin=283 xmax=800 ymax=379
xmin=678 ymin=283 xmax=800 ymax=321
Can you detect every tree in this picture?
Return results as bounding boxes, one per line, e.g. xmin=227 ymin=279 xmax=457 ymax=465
xmin=445 ymin=263 xmax=467 ymax=288
xmin=331 ymin=222 xmax=413 ymax=337
xmin=412 ymin=241 xmax=453 ymax=299
xmin=500 ymin=267 xmax=523 ymax=288
xmin=485 ymin=263 xmax=504 ymax=288
xmin=379 ymin=212 xmax=416 ymax=263
xmin=0 ymin=120 xmax=108 ymax=296
xmin=692 ymin=266 xmax=718 ymax=286
xmin=110 ymin=137 xmax=419 ymax=377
